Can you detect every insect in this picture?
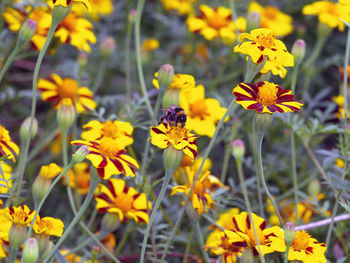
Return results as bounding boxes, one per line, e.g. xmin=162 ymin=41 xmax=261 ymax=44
xmin=159 ymin=105 xmax=187 ymax=127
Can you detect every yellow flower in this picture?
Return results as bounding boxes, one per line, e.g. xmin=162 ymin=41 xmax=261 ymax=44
xmin=33 ymin=215 xmax=64 ymax=237
xmin=0 ymin=239 xmax=6 ymax=259
xmin=100 ymin=233 xmax=116 ymax=253
xmin=0 ymin=210 xmax=11 ymax=240
xmin=81 ymin=120 xmax=134 ymax=149
xmin=302 ymin=1 xmax=350 ymax=31
xmin=58 ymin=250 xmax=83 ymax=263
xmin=233 ymin=81 xmax=303 ymax=114
xmin=55 ymin=12 xmax=96 ymax=52
xmin=141 ymin=38 xmax=160 ymax=52
xmin=153 ymin=73 xmax=195 ymax=90
xmin=63 ymin=162 xmax=91 ymax=195
xmin=179 ymin=84 xmax=227 ymax=137
xmin=72 ymin=0 xmax=114 ymax=20
xmin=286 ymin=230 xmax=327 ymax=263
xmin=234 ymin=28 xmax=294 ymax=78
xmin=0 ymin=163 xmax=12 ymax=194
xmin=95 ymin=178 xmax=152 ymax=223
xmin=248 ymin=2 xmax=293 ymax=37
xmin=174 ymin=156 xmax=211 ymax=184
xmin=6 ymin=205 xmax=35 ymax=226
xmin=71 ymin=138 xmax=139 ymax=179
xmin=332 ymin=94 xmax=349 ymax=119
xmin=150 ymin=123 xmax=198 ymax=159
xmin=212 ymin=208 xmax=240 ymax=231
xmin=335 ymin=158 xmax=345 ymax=168
xmin=160 ymin=0 xmax=195 ymax=15
xmin=37 ymin=73 xmax=97 ymax=113
xmin=39 ymin=163 xmax=62 ymax=179
xmin=0 ymin=125 xmax=20 ymax=162
xmin=186 ymin=5 xmax=246 ymax=44
xmin=52 ymin=0 xmax=92 ymax=11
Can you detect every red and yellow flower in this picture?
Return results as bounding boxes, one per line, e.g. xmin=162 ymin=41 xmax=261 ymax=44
xmin=150 ymin=123 xmax=198 ymax=159
xmin=33 ymin=215 xmax=64 ymax=237
xmin=71 ymin=138 xmax=139 ymax=179
xmin=52 ymin=0 xmax=92 ymax=11
xmin=0 ymin=125 xmax=19 ymax=162
xmin=233 ymin=81 xmax=303 ymax=114
xmin=37 ymin=73 xmax=97 ymax=113
xmin=6 ymin=205 xmax=35 ymax=226
xmin=95 ymin=178 xmax=151 ymax=223
xmin=153 ymin=73 xmax=195 ymax=90
xmin=234 ymin=28 xmax=294 ymax=78
xmin=0 ymin=163 xmax=12 ymax=194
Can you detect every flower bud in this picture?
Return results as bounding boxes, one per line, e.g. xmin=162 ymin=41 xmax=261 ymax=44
xmin=162 ymin=89 xmax=180 ymax=108
xmin=232 ymin=139 xmax=245 ymax=159
xmin=246 ymin=12 xmax=260 ymax=32
xmin=157 ymin=64 xmax=174 ymax=90
xmin=52 ymin=4 xmax=72 ymax=25
xmin=307 ymin=178 xmax=321 ymax=196
xmin=292 ymin=39 xmax=306 ymax=64
xmin=317 ymin=22 xmax=332 ymax=38
xmin=32 ymin=176 xmax=51 ymax=205
xmin=78 ymin=52 xmax=88 ymax=67
xmin=163 ymin=145 xmax=183 ymax=171
xmin=20 ymin=117 xmax=38 ymax=142
xmin=128 ymin=10 xmax=137 ymax=23
xmin=100 ymin=37 xmax=116 ymax=59
xmin=284 ymin=222 xmax=295 ymax=245
xmin=19 ymin=19 xmax=37 ymax=42
xmin=9 ymin=224 xmax=27 ymax=249
xmin=92 ymin=246 xmax=100 ymax=262
xmin=57 ymin=98 xmax=75 ymax=131
xmin=101 ymin=213 xmax=121 ymax=235
xmin=34 ymin=234 xmax=50 ymax=257
xmin=254 ymin=112 xmax=273 ymax=133
xmin=72 ymin=145 xmax=89 ymax=163
xmin=22 ymin=238 xmax=39 ymax=263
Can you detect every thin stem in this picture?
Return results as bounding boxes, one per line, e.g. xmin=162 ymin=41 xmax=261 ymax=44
xmin=91 ymin=60 xmax=107 ymax=93
xmin=9 ymin=248 xmax=17 ymax=263
xmin=125 ymin=14 xmax=133 ymax=101
xmin=182 ymin=228 xmax=194 ymax=263
xmin=295 ymin=214 xmax=350 ymax=231
xmin=140 ymin=169 xmax=173 ymax=263
xmin=0 ymin=41 xmax=22 ymax=84
xmin=220 ymin=142 xmax=231 ymax=182
xmin=228 ymin=0 xmax=239 ymax=43
xmin=193 ymin=221 xmax=210 ymax=263
xmin=283 ymin=244 xmax=291 ymax=263
xmin=160 ymin=100 xmax=236 ymax=262
xmin=134 ymin=0 xmax=153 ymax=117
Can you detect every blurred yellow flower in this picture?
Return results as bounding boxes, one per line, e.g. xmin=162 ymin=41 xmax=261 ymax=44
xmin=141 ymin=38 xmax=160 ymax=52
xmin=153 ymin=73 xmax=195 ymax=90
xmin=0 ymin=163 xmax=12 ymax=194
xmin=160 ymin=0 xmax=196 ymax=15
xmin=234 ymin=28 xmax=294 ymax=78
xmin=335 ymin=158 xmax=345 ymax=168
xmin=0 ymin=125 xmax=20 ymax=162
xmin=72 ymin=0 xmax=113 ymax=20
xmin=52 ymin=0 xmax=92 ymax=11
xmin=95 ymin=178 xmax=152 ymax=223
xmin=211 ymin=208 xmax=240 ymax=231
xmin=302 ymin=1 xmax=350 ymax=31
xmin=63 ymin=162 xmax=91 ymax=195
xmin=179 ymin=84 xmax=227 ymax=137
xmin=187 ymin=5 xmax=246 ymax=44
xmin=33 ymin=215 xmax=64 ymax=236
xmin=248 ymin=2 xmax=293 ymax=37
xmin=38 ymin=73 xmax=97 ymax=113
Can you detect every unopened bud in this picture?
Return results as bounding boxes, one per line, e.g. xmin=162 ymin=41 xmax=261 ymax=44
xmin=52 ymin=4 xmax=72 ymax=25
xmin=34 ymin=234 xmax=50 ymax=257
xmin=92 ymin=246 xmax=100 ymax=262
xmin=22 ymin=238 xmax=39 ymax=263
xmin=100 ymin=37 xmax=116 ymax=58
xmin=19 ymin=19 xmax=37 ymax=42
xmin=32 ymin=176 xmax=51 ymax=205
xmin=9 ymin=224 xmax=27 ymax=249
xmin=20 ymin=117 xmax=38 ymax=142
xmin=57 ymin=98 xmax=75 ymax=131
xmin=78 ymin=52 xmax=88 ymax=67
xmin=163 ymin=145 xmax=183 ymax=171
xmin=307 ymin=178 xmax=321 ymax=196
xmin=284 ymin=222 xmax=295 ymax=245
xmin=157 ymin=64 xmax=174 ymax=90
xmin=292 ymin=39 xmax=306 ymax=64
xmin=128 ymin=10 xmax=137 ymax=23
xmin=72 ymin=145 xmax=89 ymax=163
xmin=101 ymin=213 xmax=121 ymax=235
xmin=317 ymin=22 xmax=332 ymax=39
xmin=162 ymin=89 xmax=180 ymax=108
xmin=232 ymin=139 xmax=245 ymax=159
xmin=246 ymin=12 xmax=260 ymax=32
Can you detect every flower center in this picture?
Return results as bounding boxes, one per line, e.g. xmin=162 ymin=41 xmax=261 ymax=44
xmin=291 ymin=231 xmax=310 ymax=251
xmin=190 ymin=99 xmax=207 ymax=118
xmin=114 ymin=193 xmax=134 ymax=213
xmin=207 ymin=13 xmax=230 ymax=30
xmin=246 ymin=228 xmax=265 ymax=247
xmin=101 ymin=121 xmax=119 ymax=139
xmin=166 ymin=126 xmax=188 ymax=144
xmin=36 ymin=219 xmax=53 ymax=231
xmin=255 ymin=33 xmax=275 ymax=49
xmin=58 ymin=78 xmax=78 ymax=102
xmin=98 ymin=137 xmax=121 ymax=158
xmin=257 ymin=83 xmax=278 ymax=106
xmin=264 ymin=7 xmax=278 ymax=20
xmin=193 ymin=181 xmax=205 ymax=196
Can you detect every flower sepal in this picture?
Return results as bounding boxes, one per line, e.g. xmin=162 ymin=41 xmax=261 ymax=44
xmin=101 ymin=212 xmax=121 ymax=235
xmin=162 ymin=89 xmax=180 ymax=108
xmin=52 ymin=4 xmax=72 ymax=25
xmin=254 ymin=112 xmax=273 ymax=133
xmin=163 ymin=145 xmax=183 ymax=171
xmin=9 ymin=224 xmax=27 ymax=249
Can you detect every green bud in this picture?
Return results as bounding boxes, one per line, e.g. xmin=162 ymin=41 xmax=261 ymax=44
xmin=19 ymin=19 xmax=37 ymax=42
xmin=163 ymin=145 xmax=183 ymax=171
xmin=22 ymin=238 xmax=39 ymax=263
xmin=157 ymin=64 xmax=174 ymax=90
xmin=100 ymin=37 xmax=116 ymax=59
xmin=317 ymin=22 xmax=332 ymax=39
xmin=32 ymin=176 xmax=51 ymax=206
xmin=9 ymin=224 xmax=27 ymax=249
xmin=307 ymin=179 xmax=321 ymax=196
xmin=162 ymin=89 xmax=180 ymax=108
xmin=92 ymin=246 xmax=100 ymax=262
xmin=254 ymin=112 xmax=273 ymax=133
xmin=246 ymin=12 xmax=260 ymax=32
xmin=52 ymin=4 xmax=72 ymax=25
xmin=232 ymin=139 xmax=245 ymax=159
xmin=72 ymin=145 xmax=89 ymax=163
xmin=284 ymin=222 xmax=295 ymax=245
xmin=20 ymin=117 xmax=38 ymax=143
xmin=34 ymin=233 xmax=50 ymax=257
xmin=291 ymin=39 xmax=306 ymax=64
xmin=57 ymin=98 xmax=75 ymax=131
xmin=101 ymin=213 xmax=121 ymax=235
xmin=128 ymin=10 xmax=137 ymax=23
xmin=78 ymin=52 xmax=88 ymax=67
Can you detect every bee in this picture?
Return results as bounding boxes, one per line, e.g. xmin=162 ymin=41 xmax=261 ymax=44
xmin=159 ymin=105 xmax=187 ymax=127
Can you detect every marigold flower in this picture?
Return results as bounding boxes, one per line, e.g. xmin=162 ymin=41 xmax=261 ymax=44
xmin=179 ymin=84 xmax=227 ymax=137
xmin=248 ymin=2 xmax=293 ymax=37
xmin=63 ymin=162 xmax=91 ymax=195
xmin=39 ymin=163 xmax=62 ymax=179
xmin=234 ymin=28 xmax=294 ymax=78
xmin=332 ymin=94 xmax=349 ymax=119
xmin=0 ymin=125 xmax=19 ymax=162
xmin=33 ymin=215 xmax=64 ymax=237
xmin=37 ymin=73 xmax=97 ymax=113
xmin=6 ymin=205 xmax=35 ymax=226
xmin=52 ymin=0 xmax=92 ymax=11
xmin=71 ymin=138 xmax=139 ymax=179
xmin=160 ymin=0 xmax=196 ymax=15
xmin=186 ymin=5 xmax=246 ymax=44
xmin=81 ymin=120 xmax=134 ymax=149
xmin=233 ymin=81 xmax=303 ymax=114
xmin=95 ymin=178 xmax=152 ymax=223
xmin=0 ymin=163 xmax=12 ymax=194
xmin=141 ymin=38 xmax=160 ymax=52
xmin=153 ymin=73 xmax=195 ymax=90
xmin=100 ymin=233 xmax=116 ymax=253
xmin=211 ymin=208 xmax=240 ymax=230
xmin=0 ymin=210 xmax=11 ymax=240
xmin=174 ymin=156 xmax=211 ymax=184
xmin=150 ymin=123 xmax=198 ymax=159
xmin=72 ymin=0 xmax=114 ymax=20
xmin=302 ymin=1 xmax=350 ymax=31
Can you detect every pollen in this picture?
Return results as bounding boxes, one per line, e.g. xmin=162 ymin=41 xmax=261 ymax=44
xmin=58 ymin=79 xmax=78 ymax=102
xmin=255 ymin=32 xmax=275 ymax=49
xmin=166 ymin=126 xmax=189 ymax=144
xmin=114 ymin=193 xmax=134 ymax=213
xmin=101 ymin=121 xmax=119 ymax=139
xmin=257 ymin=83 xmax=278 ymax=106
xmin=291 ymin=231 xmax=311 ymax=251
xmin=98 ymin=137 xmax=121 ymax=158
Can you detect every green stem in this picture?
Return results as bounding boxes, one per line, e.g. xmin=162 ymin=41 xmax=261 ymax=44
xmin=9 ymin=248 xmax=17 ymax=263
xmin=244 ymin=57 xmax=268 ymax=83
xmin=193 ymin=222 xmax=210 ymax=263
xmin=125 ymin=14 xmax=133 ymax=101
xmin=228 ymin=0 xmax=240 ymax=43
xmin=236 ymin=157 xmax=266 ymax=263
xmin=182 ymin=228 xmax=194 ymax=263
xmin=42 ymin=170 xmax=101 ymax=263
xmin=134 ymin=0 xmax=153 ymax=117
xmin=220 ymin=142 xmax=231 ymax=182
xmin=160 ymin=100 xmax=236 ymax=262
xmin=140 ymin=169 xmax=173 ymax=263
xmin=91 ymin=60 xmax=106 ymax=93
xmin=0 ymin=41 xmax=22 ymax=84
xmin=283 ymin=244 xmax=291 ymax=263
xmin=115 ymin=222 xmax=134 ymax=256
